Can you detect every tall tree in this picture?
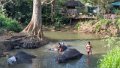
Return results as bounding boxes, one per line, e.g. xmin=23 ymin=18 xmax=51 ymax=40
xmin=22 ymin=0 xmax=54 ymax=40
xmin=50 ymin=0 xmax=55 ymax=23
xmin=22 ymin=0 xmax=43 ymax=40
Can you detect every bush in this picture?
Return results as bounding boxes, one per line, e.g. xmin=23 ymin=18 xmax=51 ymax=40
xmin=0 ymin=13 xmax=22 ymax=32
xmin=75 ymin=23 xmax=81 ymax=30
xmin=98 ymin=47 xmax=120 ymax=68
xmin=95 ymin=19 xmax=111 ymax=32
xmin=116 ymin=19 xmax=120 ymax=29
xmin=54 ymin=12 xmax=69 ymax=30
xmin=99 ymin=37 xmax=120 ymax=68
xmin=3 ymin=0 xmax=32 ymax=25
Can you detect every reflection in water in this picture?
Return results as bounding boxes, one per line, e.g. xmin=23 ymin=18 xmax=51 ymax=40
xmin=0 ymin=31 xmax=109 ymax=68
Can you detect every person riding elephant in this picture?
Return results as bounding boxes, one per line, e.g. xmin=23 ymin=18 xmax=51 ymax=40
xmin=49 ymin=42 xmax=67 ymax=52
xmin=58 ymin=42 xmax=67 ymax=53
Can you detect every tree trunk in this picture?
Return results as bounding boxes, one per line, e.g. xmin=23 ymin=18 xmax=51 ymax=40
xmin=22 ymin=0 xmax=43 ymax=40
xmin=50 ymin=0 xmax=55 ymax=23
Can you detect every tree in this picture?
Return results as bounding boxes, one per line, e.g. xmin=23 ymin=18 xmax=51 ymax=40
xmin=22 ymin=0 xmax=55 ymax=40
xmin=50 ymin=0 xmax=55 ymax=23
xmin=22 ymin=0 xmax=43 ymax=40
xmin=2 ymin=0 xmax=32 ymax=24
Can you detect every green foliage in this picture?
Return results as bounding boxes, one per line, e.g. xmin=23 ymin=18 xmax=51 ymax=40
xmin=114 ymin=9 xmax=120 ymax=15
xmin=95 ymin=19 xmax=111 ymax=32
xmin=0 ymin=13 xmax=22 ymax=32
xmin=42 ymin=0 xmax=69 ymax=27
xmin=42 ymin=4 xmax=51 ymax=25
xmin=98 ymin=47 xmax=120 ymax=68
xmin=56 ymin=0 xmax=66 ymax=7
xmin=3 ymin=0 xmax=32 ymax=25
xmin=104 ymin=37 xmax=120 ymax=48
xmin=54 ymin=13 xmax=69 ymax=30
xmin=75 ymin=23 xmax=81 ymax=30
xmin=116 ymin=19 xmax=120 ymax=29
xmin=99 ymin=37 xmax=120 ymax=68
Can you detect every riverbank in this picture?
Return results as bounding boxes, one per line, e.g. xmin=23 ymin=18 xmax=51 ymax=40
xmin=43 ymin=19 xmax=120 ymax=37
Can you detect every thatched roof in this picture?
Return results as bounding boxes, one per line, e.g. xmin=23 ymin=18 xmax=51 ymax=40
xmin=64 ymin=0 xmax=84 ymax=7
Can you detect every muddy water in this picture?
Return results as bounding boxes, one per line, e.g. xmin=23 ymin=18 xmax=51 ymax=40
xmin=0 ymin=31 xmax=109 ymax=68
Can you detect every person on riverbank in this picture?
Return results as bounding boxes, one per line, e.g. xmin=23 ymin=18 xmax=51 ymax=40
xmin=86 ymin=41 xmax=92 ymax=56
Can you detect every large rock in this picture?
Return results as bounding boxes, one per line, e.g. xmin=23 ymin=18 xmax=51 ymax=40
xmin=56 ymin=48 xmax=83 ymax=63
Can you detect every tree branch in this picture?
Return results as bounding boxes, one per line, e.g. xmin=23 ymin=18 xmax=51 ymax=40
xmin=41 ymin=0 xmax=54 ymax=5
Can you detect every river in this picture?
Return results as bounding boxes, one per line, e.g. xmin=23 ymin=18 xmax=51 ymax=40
xmin=0 ymin=31 xmax=109 ymax=68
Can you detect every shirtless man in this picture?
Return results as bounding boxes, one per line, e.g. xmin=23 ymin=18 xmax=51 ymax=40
xmin=86 ymin=41 xmax=92 ymax=56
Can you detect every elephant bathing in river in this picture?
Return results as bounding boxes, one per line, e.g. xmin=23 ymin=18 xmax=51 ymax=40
xmin=56 ymin=48 xmax=83 ymax=63
xmin=7 ymin=51 xmax=36 ymax=65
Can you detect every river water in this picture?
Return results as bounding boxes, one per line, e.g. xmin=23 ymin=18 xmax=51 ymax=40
xmin=0 ymin=31 xmax=109 ymax=68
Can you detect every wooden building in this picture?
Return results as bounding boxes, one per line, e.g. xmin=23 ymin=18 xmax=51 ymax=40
xmin=63 ymin=0 xmax=84 ymax=18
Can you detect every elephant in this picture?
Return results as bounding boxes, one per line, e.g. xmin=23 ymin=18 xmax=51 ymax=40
xmin=7 ymin=51 xmax=36 ymax=65
xmin=56 ymin=48 xmax=83 ymax=63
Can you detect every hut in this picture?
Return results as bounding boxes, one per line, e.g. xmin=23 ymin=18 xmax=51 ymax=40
xmin=64 ymin=0 xmax=84 ymax=18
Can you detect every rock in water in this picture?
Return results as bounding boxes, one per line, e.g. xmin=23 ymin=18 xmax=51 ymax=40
xmin=56 ymin=48 xmax=83 ymax=63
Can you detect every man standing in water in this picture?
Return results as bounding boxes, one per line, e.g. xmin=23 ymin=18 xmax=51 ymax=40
xmin=86 ymin=41 xmax=92 ymax=56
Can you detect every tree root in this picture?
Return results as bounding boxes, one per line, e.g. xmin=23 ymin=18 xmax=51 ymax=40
xmin=3 ymin=34 xmax=49 ymax=51
xmin=22 ymin=21 xmax=43 ymax=40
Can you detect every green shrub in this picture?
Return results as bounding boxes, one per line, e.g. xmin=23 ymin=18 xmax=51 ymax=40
xmin=114 ymin=9 xmax=120 ymax=15
xmin=95 ymin=19 xmax=111 ymax=32
xmin=0 ymin=13 xmax=22 ymax=32
xmin=99 ymin=37 xmax=120 ymax=68
xmin=98 ymin=47 xmax=120 ymax=68
xmin=54 ymin=12 xmax=69 ymax=30
xmin=3 ymin=0 xmax=32 ymax=25
xmin=54 ymin=13 xmax=63 ymax=30
xmin=116 ymin=19 xmax=120 ymax=29
xmin=75 ymin=23 xmax=81 ymax=30
xmin=104 ymin=37 xmax=119 ymax=48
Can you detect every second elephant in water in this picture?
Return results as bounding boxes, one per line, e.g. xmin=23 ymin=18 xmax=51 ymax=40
xmin=7 ymin=51 xmax=36 ymax=65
